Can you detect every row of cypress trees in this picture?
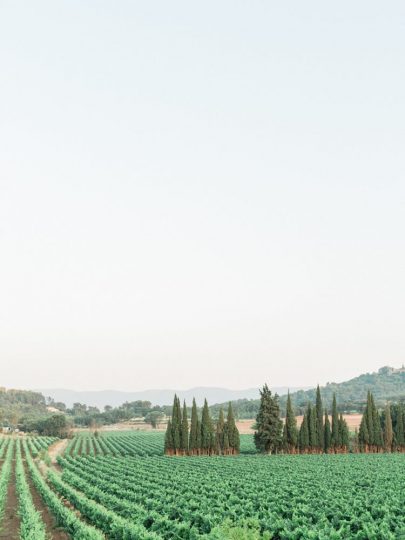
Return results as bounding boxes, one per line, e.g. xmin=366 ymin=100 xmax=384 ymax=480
xmin=255 ymin=384 xmax=350 ymax=454
xmin=358 ymin=391 xmax=405 ymax=452
xmin=164 ymin=396 xmax=240 ymax=456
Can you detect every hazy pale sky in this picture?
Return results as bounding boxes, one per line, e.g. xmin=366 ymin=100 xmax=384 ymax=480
xmin=1 ymin=1 xmax=404 ymax=391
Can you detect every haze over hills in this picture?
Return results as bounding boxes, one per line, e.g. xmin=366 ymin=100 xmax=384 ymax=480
xmin=37 ymin=386 xmax=311 ymax=409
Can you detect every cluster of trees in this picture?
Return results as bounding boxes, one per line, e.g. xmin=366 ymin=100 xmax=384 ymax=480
xmin=67 ymin=400 xmax=165 ymax=428
xmin=164 ymin=396 xmax=240 ymax=456
xmin=297 ymin=394 xmax=349 ymax=453
xmin=255 ymin=384 xmax=350 ymax=454
xmin=21 ymin=414 xmax=70 ymax=437
xmin=255 ymin=384 xmax=405 ymax=455
xmin=358 ymin=391 xmax=405 ymax=452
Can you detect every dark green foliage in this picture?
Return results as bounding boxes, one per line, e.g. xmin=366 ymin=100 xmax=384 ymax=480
xmin=201 ymin=399 xmax=214 ymax=454
xmin=172 ymin=395 xmax=181 ymax=453
xmin=196 ymin=417 xmax=202 ymax=451
xmin=338 ymin=414 xmax=349 ymax=450
xmin=215 ymin=408 xmax=225 ymax=454
xmin=299 ymin=410 xmax=309 ymax=452
xmin=315 ymin=385 xmax=324 ymax=450
xmin=393 ymin=404 xmax=405 ymax=448
xmin=359 ymin=391 xmax=384 ymax=452
xmin=254 ymin=385 xmax=283 ymax=454
xmin=308 ymin=405 xmax=317 ymax=449
xmin=164 ymin=395 xmax=182 ymax=455
xmin=164 ymin=419 xmax=174 ymax=454
xmin=226 ymin=402 xmax=240 ymax=454
xmin=324 ymin=410 xmax=331 ymax=453
xmin=283 ymin=392 xmax=298 ymax=452
xmin=33 ymin=414 xmax=69 ymax=437
xmin=331 ymin=394 xmax=339 ymax=451
xmin=189 ymin=398 xmax=199 ymax=454
xmin=181 ymin=401 xmax=189 ymax=454
xmin=383 ymin=403 xmax=393 ymax=451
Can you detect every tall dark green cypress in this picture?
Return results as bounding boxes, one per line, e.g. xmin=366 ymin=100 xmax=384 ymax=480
xmin=371 ymin=394 xmax=383 ymax=451
xmin=196 ymin=417 xmax=202 ymax=454
xmin=164 ymin=419 xmax=174 ymax=455
xmin=358 ymin=413 xmax=369 ymax=452
xmin=341 ymin=415 xmax=349 ymax=452
xmin=395 ymin=405 xmax=405 ymax=451
xmin=189 ymin=398 xmax=199 ymax=455
xmin=331 ymin=393 xmax=339 ymax=453
xmin=171 ymin=395 xmax=181 ymax=454
xmin=284 ymin=392 xmax=298 ymax=453
xmin=315 ymin=385 xmax=324 ymax=452
xmin=338 ymin=414 xmax=349 ymax=452
xmin=308 ymin=404 xmax=317 ymax=451
xmin=201 ymin=399 xmax=214 ymax=455
xmin=383 ymin=403 xmax=393 ymax=452
xmin=324 ymin=410 xmax=331 ymax=453
xmin=215 ymin=407 xmax=225 ymax=454
xmin=299 ymin=410 xmax=309 ymax=453
xmin=226 ymin=402 xmax=240 ymax=455
xmin=254 ymin=384 xmax=283 ymax=454
xmin=181 ymin=400 xmax=189 ymax=454
xmin=365 ymin=391 xmax=374 ymax=449
xmin=359 ymin=392 xmax=372 ymax=451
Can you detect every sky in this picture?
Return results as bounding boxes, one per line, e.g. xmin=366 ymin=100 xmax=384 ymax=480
xmin=1 ymin=1 xmax=405 ymax=392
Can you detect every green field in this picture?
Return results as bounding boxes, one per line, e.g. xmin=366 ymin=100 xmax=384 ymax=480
xmin=1 ymin=432 xmax=404 ymax=539
xmin=57 ymin=432 xmax=405 ymax=539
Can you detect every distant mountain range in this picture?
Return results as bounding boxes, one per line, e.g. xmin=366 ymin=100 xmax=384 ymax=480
xmin=37 ymin=386 xmax=311 ymax=409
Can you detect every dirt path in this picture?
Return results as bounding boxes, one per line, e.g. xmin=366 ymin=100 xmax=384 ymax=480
xmin=23 ymin=460 xmax=70 ymax=540
xmin=0 ymin=459 xmax=20 ymax=540
xmin=48 ymin=440 xmax=69 ymax=465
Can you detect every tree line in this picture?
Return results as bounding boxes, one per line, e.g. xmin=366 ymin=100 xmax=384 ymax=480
xmin=255 ymin=384 xmax=405 ymax=454
xmin=254 ymin=384 xmax=350 ymax=454
xmin=358 ymin=391 xmax=405 ymax=452
xmin=164 ymin=396 xmax=240 ymax=456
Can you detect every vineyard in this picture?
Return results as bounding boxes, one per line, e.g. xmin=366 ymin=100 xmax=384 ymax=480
xmin=0 ymin=432 xmax=404 ymax=539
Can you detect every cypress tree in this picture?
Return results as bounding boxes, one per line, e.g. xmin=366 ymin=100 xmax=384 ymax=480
xmin=171 ymin=395 xmax=181 ymax=454
xmin=308 ymin=404 xmax=317 ymax=451
xmin=226 ymin=402 xmax=240 ymax=455
xmin=371 ymin=395 xmax=383 ymax=451
xmin=181 ymin=400 xmax=189 ymax=455
xmin=164 ymin=419 xmax=174 ymax=455
xmin=384 ymin=403 xmax=393 ymax=452
xmin=365 ymin=391 xmax=374 ymax=450
xmin=223 ymin=427 xmax=230 ymax=454
xmin=196 ymin=417 xmax=202 ymax=454
xmin=201 ymin=399 xmax=214 ymax=455
xmin=358 ymin=410 xmax=370 ymax=452
xmin=189 ymin=398 xmax=199 ymax=455
xmin=299 ymin=410 xmax=309 ymax=453
xmin=395 ymin=405 xmax=405 ymax=451
xmin=284 ymin=392 xmax=298 ymax=453
xmin=315 ymin=385 xmax=324 ymax=452
xmin=282 ymin=421 xmax=288 ymax=453
xmin=215 ymin=407 xmax=225 ymax=454
xmin=254 ymin=384 xmax=283 ymax=454
xmin=331 ymin=393 xmax=339 ymax=453
xmin=324 ymin=410 xmax=331 ymax=453
xmin=338 ymin=414 xmax=349 ymax=452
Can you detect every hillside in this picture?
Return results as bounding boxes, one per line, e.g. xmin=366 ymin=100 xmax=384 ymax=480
xmin=0 ymin=387 xmax=49 ymax=427
xmin=214 ymin=366 xmax=405 ymax=418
